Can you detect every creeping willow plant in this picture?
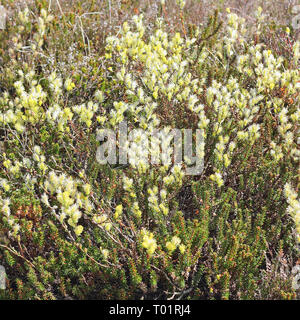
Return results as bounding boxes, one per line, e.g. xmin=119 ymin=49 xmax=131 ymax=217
xmin=0 ymin=1 xmax=299 ymax=300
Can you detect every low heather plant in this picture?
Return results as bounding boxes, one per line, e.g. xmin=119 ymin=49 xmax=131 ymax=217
xmin=0 ymin=0 xmax=299 ymax=300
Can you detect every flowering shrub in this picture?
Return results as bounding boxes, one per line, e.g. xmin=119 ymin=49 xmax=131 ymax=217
xmin=0 ymin=0 xmax=299 ymax=300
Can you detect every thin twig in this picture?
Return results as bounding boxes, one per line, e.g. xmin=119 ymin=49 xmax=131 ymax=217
xmin=0 ymin=244 xmax=36 ymax=270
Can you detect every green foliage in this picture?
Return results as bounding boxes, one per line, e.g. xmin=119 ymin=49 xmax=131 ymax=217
xmin=0 ymin=0 xmax=299 ymax=300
